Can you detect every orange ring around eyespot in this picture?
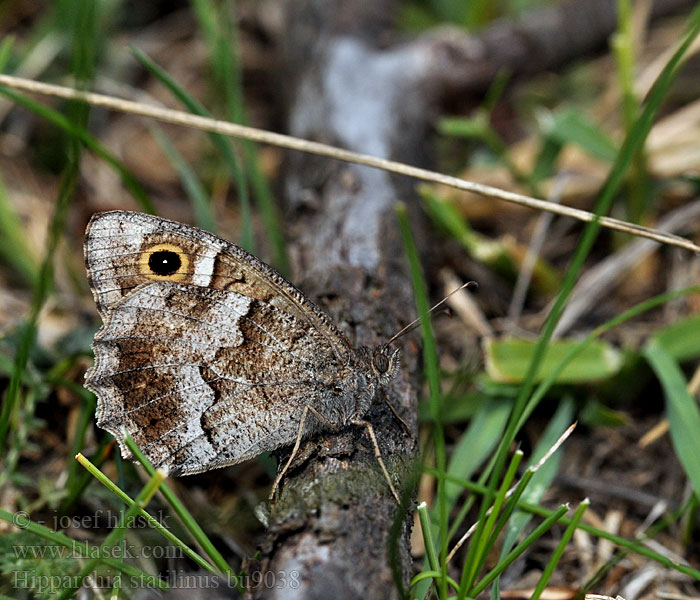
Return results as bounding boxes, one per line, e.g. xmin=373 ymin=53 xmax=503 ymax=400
xmin=138 ymin=243 xmax=189 ymax=281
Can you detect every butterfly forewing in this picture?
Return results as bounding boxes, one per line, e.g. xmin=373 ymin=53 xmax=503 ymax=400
xmin=84 ymin=211 xmax=351 ymax=360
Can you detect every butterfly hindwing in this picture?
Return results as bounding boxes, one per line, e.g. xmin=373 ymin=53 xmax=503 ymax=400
xmin=85 ymin=281 xmax=342 ymax=474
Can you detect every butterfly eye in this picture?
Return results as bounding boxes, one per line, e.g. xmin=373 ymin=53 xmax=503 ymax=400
xmin=139 ymin=243 xmax=189 ymax=281
xmin=372 ymin=350 xmax=390 ymax=373
xmin=373 ymin=347 xmax=401 ymax=384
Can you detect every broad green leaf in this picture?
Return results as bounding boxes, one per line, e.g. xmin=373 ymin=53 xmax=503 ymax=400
xmin=444 ymin=398 xmax=512 ymax=515
xmin=485 ymin=337 xmax=622 ymax=383
xmin=649 ymin=314 xmax=700 ymax=363
xmin=545 ymin=108 xmax=618 ymax=161
xmin=579 ymin=397 xmax=628 ymax=427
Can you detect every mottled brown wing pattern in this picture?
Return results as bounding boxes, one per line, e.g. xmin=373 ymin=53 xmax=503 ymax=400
xmin=84 ymin=211 xmax=404 ymax=497
xmin=86 ymin=281 xmax=344 ymax=475
xmin=84 ymin=210 xmax=351 ymax=360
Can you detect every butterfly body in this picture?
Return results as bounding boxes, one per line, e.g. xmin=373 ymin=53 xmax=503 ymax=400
xmin=84 ymin=211 xmax=399 ymax=477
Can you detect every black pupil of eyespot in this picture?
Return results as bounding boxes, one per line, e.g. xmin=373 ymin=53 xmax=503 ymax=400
xmin=148 ymin=250 xmax=181 ymax=276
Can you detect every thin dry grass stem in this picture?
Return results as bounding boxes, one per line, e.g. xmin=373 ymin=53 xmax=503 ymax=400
xmin=638 ymin=419 xmax=670 ymax=448
xmin=0 ymin=74 xmax=698 ymax=253
xmin=656 ymin=591 xmax=699 ymax=600
xmin=687 ymin=363 xmax=700 ymax=396
xmin=553 ymin=200 xmax=700 ymax=338
xmin=507 ymin=174 xmax=565 ymax=325
xmin=445 ymin=422 xmax=577 ymax=564
xmin=441 ymin=269 xmax=493 ymax=337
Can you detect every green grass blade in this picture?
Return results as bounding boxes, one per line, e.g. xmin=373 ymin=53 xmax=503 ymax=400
xmin=445 ymin=398 xmax=511 ymax=538
xmin=64 ymin=0 xmax=97 ymax=87
xmin=470 ymin=504 xmax=570 ymax=597
xmin=0 ymin=508 xmax=167 ymax=590
xmin=546 ymin=109 xmax=618 ymax=162
xmin=490 ymin=6 xmax=700 ymax=503
xmin=612 ymin=0 xmax=648 ymax=222
xmin=458 ymin=442 xmax=515 ymax=597
xmin=0 ymin=36 xmax=15 ymax=70
xmin=75 ymin=453 xmax=218 ymax=572
xmin=0 ymin=150 xmax=78 ymax=446
xmin=123 ymin=435 xmax=236 ymax=578
xmin=0 ymin=173 xmax=38 ymax=285
xmin=502 ymin=398 xmax=575 ymax=554
xmin=643 ymin=341 xmax=700 ymax=500
xmin=410 ymin=571 xmax=460 ymax=591
xmin=150 ymin=124 xmax=217 ymax=233
xmin=463 ymin=450 xmax=524 ymax=591
xmin=0 ymin=86 xmax=154 ymax=212
xmin=395 ymin=202 xmax=448 ymax=598
xmin=478 ymin=468 xmax=539 ymax=600
xmin=531 ymin=499 xmax=590 ymax=600
xmin=55 ymin=467 xmax=166 ymax=599
xmin=417 ymin=501 xmax=441 ymax=589
xmin=489 ymin=468 xmax=535 ymax=554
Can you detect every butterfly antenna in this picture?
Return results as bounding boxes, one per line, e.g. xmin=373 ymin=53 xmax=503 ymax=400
xmin=385 ymin=281 xmax=477 ymax=346
xmin=387 ymin=308 xmax=452 ymax=341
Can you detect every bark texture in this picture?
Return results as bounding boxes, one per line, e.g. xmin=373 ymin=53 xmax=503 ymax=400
xmin=250 ymin=3 xmax=424 ymax=599
xmin=249 ymin=1 xmax=695 ymax=598
xmin=412 ymin=0 xmax=695 ymax=99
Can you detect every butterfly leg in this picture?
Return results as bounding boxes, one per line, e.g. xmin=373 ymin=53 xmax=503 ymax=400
xmin=381 ymin=390 xmax=412 ymax=435
xmin=269 ymin=405 xmax=335 ymax=501
xmin=351 ymin=419 xmax=400 ymax=503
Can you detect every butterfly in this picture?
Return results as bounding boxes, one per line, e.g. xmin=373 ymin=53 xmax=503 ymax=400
xmin=84 ymin=210 xmax=402 ymax=499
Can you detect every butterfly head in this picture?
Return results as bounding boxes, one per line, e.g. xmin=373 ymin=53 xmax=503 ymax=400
xmin=371 ymin=345 xmax=401 ymax=384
